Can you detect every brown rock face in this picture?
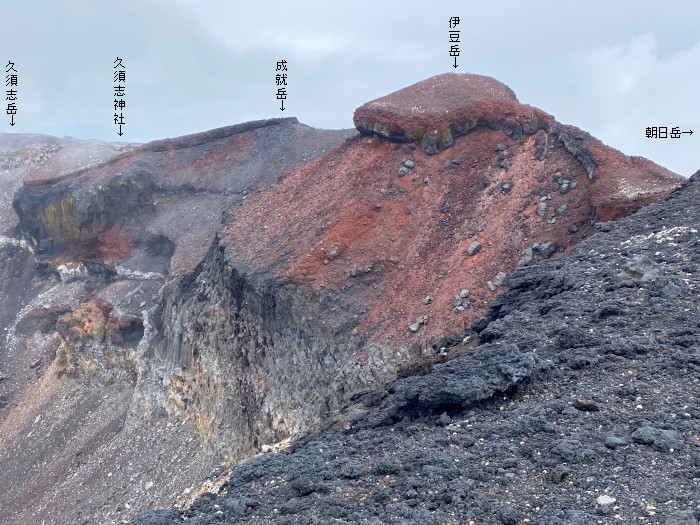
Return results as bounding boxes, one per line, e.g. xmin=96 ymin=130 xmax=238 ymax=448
xmin=227 ymin=73 xmax=682 ymax=347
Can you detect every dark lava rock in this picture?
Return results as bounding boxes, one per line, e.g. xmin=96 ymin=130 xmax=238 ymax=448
xmin=631 ymin=426 xmax=684 ymax=452
xmin=603 ymin=436 xmax=629 ymax=450
xmin=374 ymin=343 xmax=537 ymax=424
xmin=467 ymin=241 xmax=482 ymax=256
xmin=572 ymin=397 xmax=599 ymax=412
xmin=549 ymin=439 xmax=596 ymax=464
xmin=499 ymin=504 xmax=520 ymax=524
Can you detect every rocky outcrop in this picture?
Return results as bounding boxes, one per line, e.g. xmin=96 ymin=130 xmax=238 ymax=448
xmin=355 ymin=73 xmax=680 ymax=219
xmin=7 ymin=117 xmax=353 ymax=398
xmin=133 ymin=241 xmax=409 ymax=460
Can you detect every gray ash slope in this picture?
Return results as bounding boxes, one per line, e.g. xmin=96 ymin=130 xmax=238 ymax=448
xmin=131 ymin=175 xmax=700 ymax=525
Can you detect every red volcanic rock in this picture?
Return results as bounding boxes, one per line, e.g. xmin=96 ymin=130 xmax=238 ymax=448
xmin=226 ymin=74 xmax=683 ymax=347
xmin=354 ymin=73 xmax=554 ymax=153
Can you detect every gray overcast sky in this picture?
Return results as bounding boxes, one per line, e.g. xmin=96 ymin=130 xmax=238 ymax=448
xmin=1 ymin=1 xmax=698 ymax=176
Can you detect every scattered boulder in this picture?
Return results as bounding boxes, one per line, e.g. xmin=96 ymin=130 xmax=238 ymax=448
xmin=535 ymin=132 xmax=548 ymax=160
xmin=631 ymin=427 xmax=684 ymax=452
xmin=549 ymin=439 xmax=596 ymax=463
xmin=467 ymin=241 xmax=482 ymax=256
xmin=596 ymin=495 xmax=616 ymax=506
xmin=409 ymin=315 xmax=430 ymax=333
xmin=624 ymin=254 xmax=661 ymax=281
xmin=492 ymin=272 xmax=507 ymax=287
xmin=518 ymin=247 xmax=534 ymax=266
xmin=604 ymin=436 xmax=629 ymax=450
xmin=499 ymin=505 xmax=520 ymax=525
xmin=533 ymin=241 xmax=557 ymax=259
xmin=57 ymin=262 xmax=89 ymax=283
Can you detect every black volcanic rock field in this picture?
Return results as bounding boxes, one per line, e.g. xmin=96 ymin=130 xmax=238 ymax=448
xmin=0 ymin=74 xmax=696 ymax=525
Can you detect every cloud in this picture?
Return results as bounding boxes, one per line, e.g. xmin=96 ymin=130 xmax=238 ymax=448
xmin=569 ymin=33 xmax=700 ymax=176
xmin=580 ymin=34 xmax=657 ymax=95
xmin=0 ymin=0 xmax=697 ymax=176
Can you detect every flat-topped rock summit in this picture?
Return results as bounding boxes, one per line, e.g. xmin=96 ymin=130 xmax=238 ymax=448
xmin=354 ymin=73 xmax=553 ymax=153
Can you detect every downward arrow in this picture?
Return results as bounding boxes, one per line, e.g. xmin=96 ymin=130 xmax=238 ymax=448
xmin=453 ymin=56 xmax=458 ymax=69
xmin=10 ymin=114 xmax=14 ymax=126
xmin=118 ymin=124 xmax=123 ymax=136
xmin=280 ymin=99 xmax=285 ymax=112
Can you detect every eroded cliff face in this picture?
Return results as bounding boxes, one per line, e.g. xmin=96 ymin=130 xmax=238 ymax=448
xmin=135 ymin=241 xmax=412 ymax=460
xmin=0 ymin=74 xmax=685 ymax=524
